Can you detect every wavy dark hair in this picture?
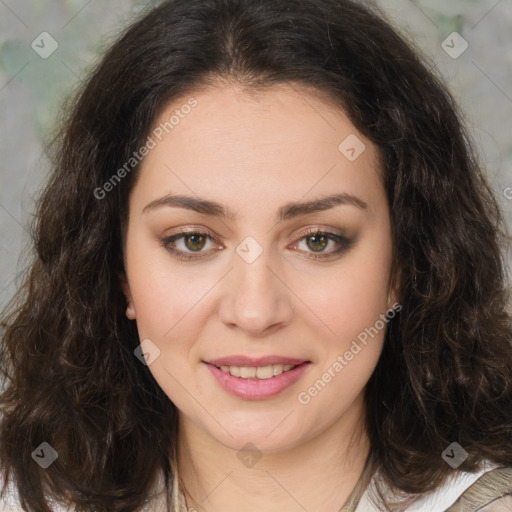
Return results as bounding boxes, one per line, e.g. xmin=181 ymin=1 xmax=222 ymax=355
xmin=1 ymin=0 xmax=512 ymax=511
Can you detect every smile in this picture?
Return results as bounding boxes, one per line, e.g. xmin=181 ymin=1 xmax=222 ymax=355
xmin=217 ymin=364 xmax=297 ymax=379
xmin=205 ymin=361 xmax=311 ymax=400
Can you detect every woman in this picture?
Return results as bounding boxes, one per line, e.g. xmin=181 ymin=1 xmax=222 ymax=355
xmin=1 ymin=0 xmax=511 ymax=511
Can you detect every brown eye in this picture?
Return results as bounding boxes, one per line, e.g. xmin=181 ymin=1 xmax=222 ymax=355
xmin=294 ymin=230 xmax=354 ymax=259
xmin=162 ymin=231 xmax=218 ymax=260
xmin=162 ymin=229 xmax=354 ymax=261
xmin=305 ymin=233 xmax=329 ymax=252
xmin=183 ymin=233 xmax=207 ymax=251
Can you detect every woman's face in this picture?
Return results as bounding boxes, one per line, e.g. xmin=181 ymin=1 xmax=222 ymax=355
xmin=121 ymin=82 xmax=397 ymax=453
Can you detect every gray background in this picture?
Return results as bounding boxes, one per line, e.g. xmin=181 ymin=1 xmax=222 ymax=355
xmin=1 ymin=0 xmax=511 ymax=312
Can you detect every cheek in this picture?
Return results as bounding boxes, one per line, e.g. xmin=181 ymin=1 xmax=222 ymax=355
xmin=298 ymin=255 xmax=391 ymax=413
xmin=295 ymin=238 xmax=393 ymax=345
xmin=345 ymin=259 xmax=391 ymax=327
xmin=131 ymin=277 xmax=208 ymax=348
xmin=125 ymin=236 xmax=201 ymax=341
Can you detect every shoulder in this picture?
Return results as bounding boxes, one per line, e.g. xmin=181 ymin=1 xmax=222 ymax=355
xmin=444 ymin=464 xmax=512 ymax=511
xmin=356 ymin=459 xmax=512 ymax=511
xmin=0 ymin=469 xmax=74 ymax=512
xmin=0 ymin=466 xmax=171 ymax=512
xmin=0 ymin=470 xmax=25 ymax=511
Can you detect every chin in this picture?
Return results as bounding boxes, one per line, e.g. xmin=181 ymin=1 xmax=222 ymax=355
xmin=204 ymin=415 xmax=307 ymax=453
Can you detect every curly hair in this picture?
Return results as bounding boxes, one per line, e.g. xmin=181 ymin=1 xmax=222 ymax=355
xmin=1 ymin=0 xmax=511 ymax=511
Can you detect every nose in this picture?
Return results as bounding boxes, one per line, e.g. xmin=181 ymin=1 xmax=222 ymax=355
xmin=218 ymin=246 xmax=295 ymax=337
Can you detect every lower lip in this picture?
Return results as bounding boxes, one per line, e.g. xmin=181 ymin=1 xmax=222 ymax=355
xmin=205 ymin=362 xmax=311 ymax=400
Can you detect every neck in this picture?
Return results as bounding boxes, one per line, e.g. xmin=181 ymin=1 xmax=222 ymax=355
xmin=176 ymin=392 xmax=371 ymax=512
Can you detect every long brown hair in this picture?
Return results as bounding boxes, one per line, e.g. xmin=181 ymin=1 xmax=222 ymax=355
xmin=1 ymin=0 xmax=511 ymax=511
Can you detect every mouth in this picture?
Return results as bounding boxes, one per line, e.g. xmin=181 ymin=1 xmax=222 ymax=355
xmin=204 ymin=359 xmax=311 ymax=400
xmin=210 ymin=362 xmax=304 ymax=380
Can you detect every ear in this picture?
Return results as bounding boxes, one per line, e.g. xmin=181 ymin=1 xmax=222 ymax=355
xmin=388 ymin=289 xmax=399 ymax=311
xmin=387 ymin=270 xmax=401 ymax=311
xmin=119 ymin=272 xmax=136 ymax=320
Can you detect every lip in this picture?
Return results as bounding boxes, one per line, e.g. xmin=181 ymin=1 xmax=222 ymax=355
xmin=206 ymin=355 xmax=308 ymax=367
xmin=205 ymin=361 xmax=311 ymax=400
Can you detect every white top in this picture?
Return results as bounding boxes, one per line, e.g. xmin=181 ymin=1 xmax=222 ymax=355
xmin=0 ymin=459 xmax=507 ymax=511
xmin=355 ymin=458 xmax=503 ymax=511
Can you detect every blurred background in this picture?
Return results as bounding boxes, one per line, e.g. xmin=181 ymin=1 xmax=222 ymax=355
xmin=1 ymin=0 xmax=511 ymax=312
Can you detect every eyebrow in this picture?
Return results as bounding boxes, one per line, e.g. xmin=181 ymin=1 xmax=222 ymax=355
xmin=142 ymin=192 xmax=367 ymax=222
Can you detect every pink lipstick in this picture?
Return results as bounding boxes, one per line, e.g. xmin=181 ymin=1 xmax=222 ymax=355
xmin=204 ymin=356 xmax=311 ymax=400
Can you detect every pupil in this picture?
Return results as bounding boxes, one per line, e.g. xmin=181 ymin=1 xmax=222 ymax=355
xmin=186 ymin=234 xmax=205 ymax=251
xmin=308 ymin=234 xmax=327 ymax=252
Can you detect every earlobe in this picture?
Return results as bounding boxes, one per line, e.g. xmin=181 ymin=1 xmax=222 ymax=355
xmin=388 ymin=270 xmax=401 ymax=310
xmin=125 ymin=303 xmax=136 ymax=320
xmin=389 ymin=289 xmax=397 ymax=309
xmin=119 ymin=272 xmax=136 ymax=320
xmin=387 ymin=287 xmax=400 ymax=311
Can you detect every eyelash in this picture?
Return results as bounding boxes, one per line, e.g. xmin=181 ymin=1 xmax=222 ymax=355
xmin=161 ymin=228 xmax=354 ymax=261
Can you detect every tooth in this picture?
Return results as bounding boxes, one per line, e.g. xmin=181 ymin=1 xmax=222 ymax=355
xmin=240 ymin=366 xmax=257 ymax=378
xmin=256 ymin=365 xmax=274 ymax=379
xmin=216 ymin=364 xmax=299 ymax=379
xmin=273 ymin=364 xmax=284 ymax=376
xmin=230 ymin=366 xmax=241 ymax=377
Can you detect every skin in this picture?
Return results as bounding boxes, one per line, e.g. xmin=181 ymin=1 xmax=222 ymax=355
xmin=121 ymin=81 xmax=397 ymax=511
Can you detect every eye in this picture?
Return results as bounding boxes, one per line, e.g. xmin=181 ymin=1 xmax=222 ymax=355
xmin=161 ymin=230 xmax=220 ymax=260
xmin=291 ymin=229 xmax=354 ymax=259
xmin=161 ymin=228 xmax=354 ymax=261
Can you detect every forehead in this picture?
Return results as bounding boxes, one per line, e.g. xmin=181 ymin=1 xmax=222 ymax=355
xmin=132 ymin=82 xmax=385 ymax=217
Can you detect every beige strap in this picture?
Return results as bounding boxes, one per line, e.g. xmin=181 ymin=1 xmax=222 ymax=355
xmin=339 ymin=453 xmax=375 ymax=512
xmin=444 ymin=466 xmax=512 ymax=512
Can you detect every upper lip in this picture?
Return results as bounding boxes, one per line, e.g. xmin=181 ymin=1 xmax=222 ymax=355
xmin=206 ymin=356 xmax=309 ymax=367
